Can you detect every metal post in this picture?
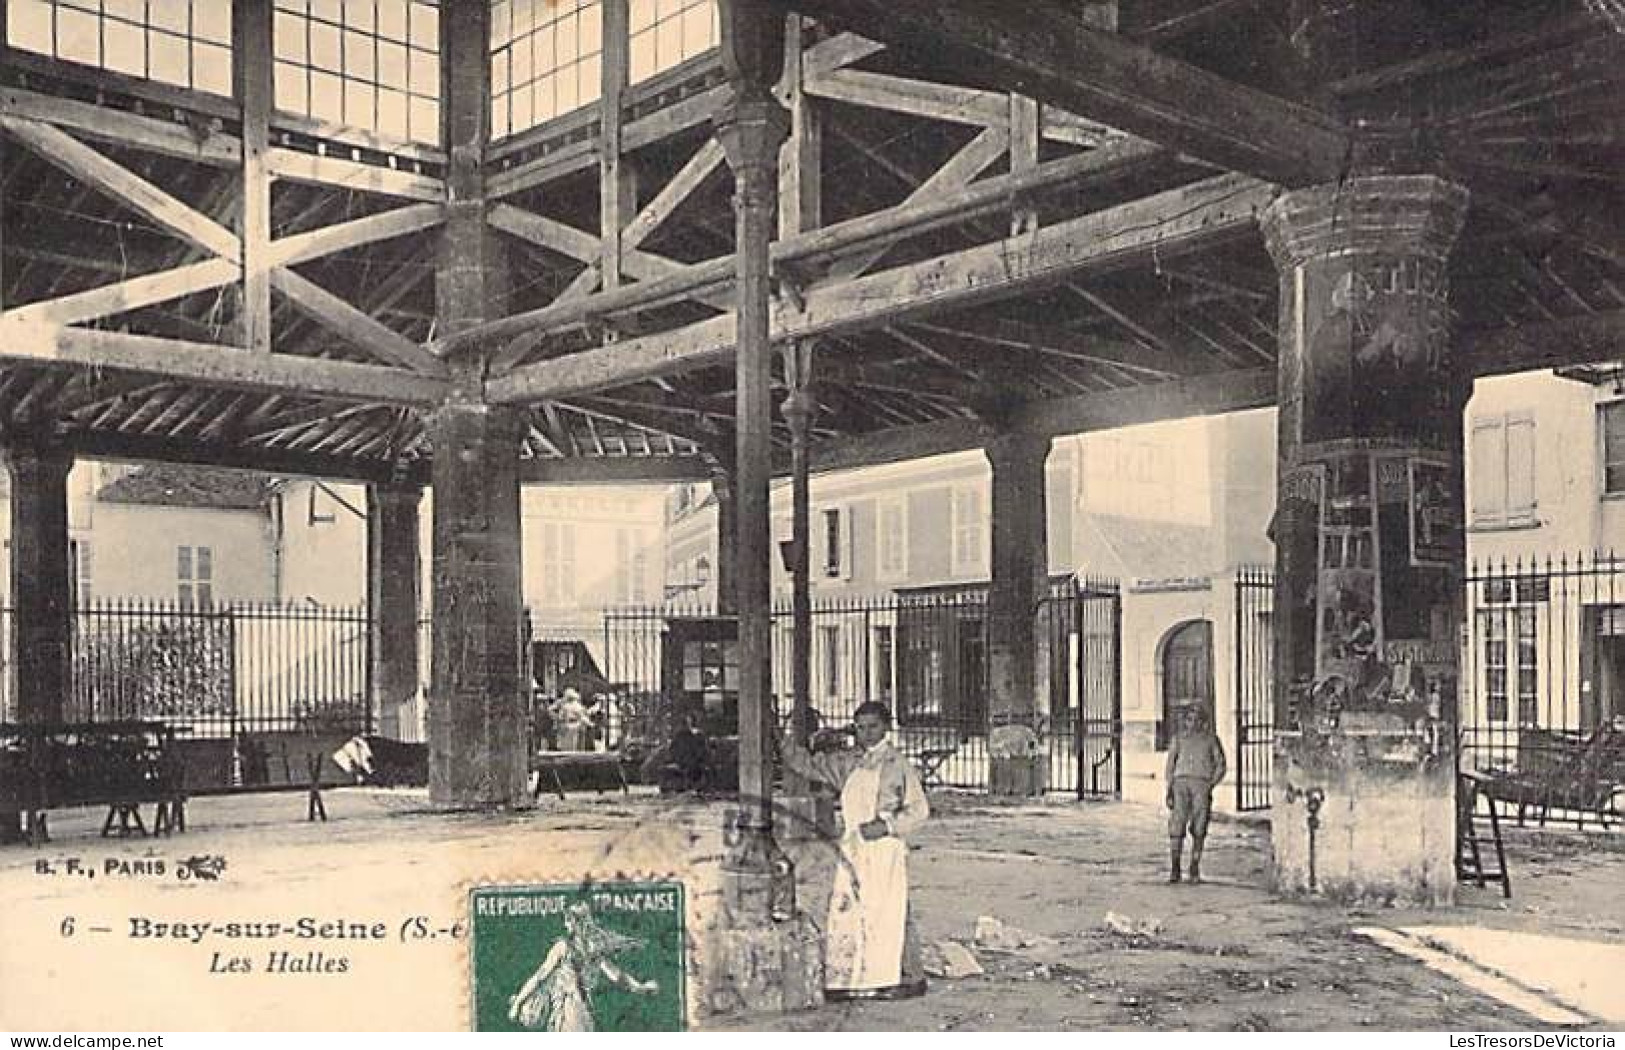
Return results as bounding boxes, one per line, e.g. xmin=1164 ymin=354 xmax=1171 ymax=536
xmin=781 ymin=343 xmax=815 ymax=795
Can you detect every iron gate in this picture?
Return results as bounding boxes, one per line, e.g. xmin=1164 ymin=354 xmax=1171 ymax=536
xmin=1058 ymin=578 xmax=1122 ymax=799
xmin=1233 ymin=567 xmax=1275 ymax=812
xmin=596 ymin=579 xmax=1122 ymax=796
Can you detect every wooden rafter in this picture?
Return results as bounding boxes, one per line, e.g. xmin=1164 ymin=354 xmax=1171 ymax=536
xmin=0 ymin=89 xmax=443 ymax=202
xmin=269 ymin=269 xmax=447 ymax=374
xmin=907 ymin=317 xmax=1190 ymax=377
xmin=488 ymin=173 xmax=1276 ymax=402
xmin=772 ymin=0 xmax=1348 ymax=185
xmin=463 ymin=137 xmax=1169 ymax=365
xmin=0 ymin=322 xmax=449 ymax=405
xmin=805 ymin=67 xmax=1112 ymax=147
xmin=3 ymin=203 xmax=441 ymax=329
xmin=487 ymin=204 xmax=693 ymax=286
xmin=1 ymin=117 xmax=241 ymax=258
xmin=825 ymin=125 xmax=1008 ymax=282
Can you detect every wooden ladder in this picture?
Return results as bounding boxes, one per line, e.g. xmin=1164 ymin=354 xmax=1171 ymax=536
xmin=1457 ymin=771 xmax=1512 ymax=898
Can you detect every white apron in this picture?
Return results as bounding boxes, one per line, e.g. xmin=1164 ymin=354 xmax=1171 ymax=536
xmin=825 ymin=762 xmax=909 ymax=991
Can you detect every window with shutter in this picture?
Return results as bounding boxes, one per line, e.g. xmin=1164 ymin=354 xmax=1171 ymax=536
xmin=177 ymin=545 xmax=194 ymax=607
xmin=820 ymin=624 xmax=840 ymax=699
xmin=1469 ymin=412 xmax=1536 ymax=528
xmin=951 ymin=485 xmax=986 ymax=575
xmin=1603 ymin=401 xmax=1625 ymax=495
xmin=877 ymin=497 xmax=908 ymax=581
xmin=1506 ymin=416 xmax=1536 ymax=526
xmin=541 ymin=522 xmax=578 ymax=605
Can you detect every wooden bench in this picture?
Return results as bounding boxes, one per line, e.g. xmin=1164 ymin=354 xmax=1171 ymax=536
xmin=166 ymin=729 xmax=410 ymax=824
xmin=0 ymin=722 xmax=186 ymax=846
xmin=911 ymin=747 xmax=958 ymax=789
xmin=530 ymin=750 xmax=631 ymax=801
xmin=1479 ymin=727 xmax=1623 ymax=830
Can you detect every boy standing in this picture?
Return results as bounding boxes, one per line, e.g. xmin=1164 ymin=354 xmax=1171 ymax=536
xmin=1165 ymin=701 xmax=1227 ymax=884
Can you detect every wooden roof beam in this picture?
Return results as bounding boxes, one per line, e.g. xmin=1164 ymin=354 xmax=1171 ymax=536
xmin=1460 ymin=308 xmax=1625 ymax=378
xmin=56 ymin=428 xmax=429 ymax=484
xmin=771 ymin=0 xmax=1348 ymax=186
xmin=0 ymin=117 xmax=241 ymax=258
xmin=269 ymin=269 xmax=448 ymax=374
xmin=0 ymin=320 xmax=450 ymax=406
xmin=457 ymin=131 xmax=1171 ymax=363
xmin=487 ymin=173 xmax=1276 ymax=403
xmin=911 ymin=316 xmax=1194 ymax=377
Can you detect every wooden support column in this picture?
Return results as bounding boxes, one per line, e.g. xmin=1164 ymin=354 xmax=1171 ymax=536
xmin=778 ymin=13 xmax=820 ymax=776
xmin=427 ymin=1 xmax=527 ymax=808
xmin=705 ymin=0 xmax=820 ymax=1019
xmin=1261 ymin=175 xmax=1469 ymax=905
xmin=427 ymin=405 xmax=527 ymax=806
xmin=709 ymin=459 xmax=737 ymax=615
xmin=985 ymin=428 xmax=1051 ymax=796
xmin=1009 ymin=93 xmax=1039 ymax=235
xmin=6 ymin=440 xmax=73 ymax=726
xmin=599 ymin=0 xmax=637 ymax=293
xmin=368 ymin=482 xmax=422 ymax=740
xmin=234 ymin=0 xmax=274 ymax=351
xmin=714 ymin=40 xmax=789 ymax=880
xmin=778 ymin=14 xmax=822 ymax=240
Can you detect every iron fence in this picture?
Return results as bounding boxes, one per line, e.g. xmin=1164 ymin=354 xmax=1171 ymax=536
xmin=591 ymin=578 xmax=1121 ymax=796
xmin=1233 ymin=567 xmax=1275 ymax=812
xmin=3 ymin=601 xmax=372 ymax=737
xmin=0 ymin=582 xmax=1128 ymax=798
xmin=1459 ymin=553 xmax=1625 ymax=827
xmin=1233 ymin=554 xmax=1625 ymax=825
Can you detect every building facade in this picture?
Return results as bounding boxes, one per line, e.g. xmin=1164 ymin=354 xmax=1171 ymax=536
xmin=663 ymin=411 xmax=1279 ymax=808
xmin=1461 ymin=367 xmax=1625 ymax=755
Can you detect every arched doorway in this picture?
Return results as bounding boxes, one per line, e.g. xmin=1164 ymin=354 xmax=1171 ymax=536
xmin=1159 ymin=620 xmax=1213 ymax=751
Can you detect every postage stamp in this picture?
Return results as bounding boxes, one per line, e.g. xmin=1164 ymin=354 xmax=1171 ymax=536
xmin=468 ymin=881 xmax=687 ymax=1032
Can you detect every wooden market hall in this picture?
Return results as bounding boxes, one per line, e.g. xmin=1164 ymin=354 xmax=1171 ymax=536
xmin=1 ymin=0 xmax=1621 ymax=943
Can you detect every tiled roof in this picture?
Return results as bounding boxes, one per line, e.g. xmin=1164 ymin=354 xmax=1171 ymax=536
xmin=96 ymin=465 xmax=276 ymax=510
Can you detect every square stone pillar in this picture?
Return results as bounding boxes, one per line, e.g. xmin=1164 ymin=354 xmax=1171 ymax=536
xmin=985 ymin=429 xmax=1051 ymax=795
xmin=367 ymin=482 xmax=422 ymax=739
xmin=1261 ymin=175 xmax=1469 ymax=905
xmin=6 ymin=442 xmax=73 ymax=725
xmin=426 ymin=404 xmax=529 ymax=808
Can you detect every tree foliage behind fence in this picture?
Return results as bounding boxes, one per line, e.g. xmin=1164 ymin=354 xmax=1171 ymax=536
xmin=3 ymin=601 xmax=371 ymax=735
xmin=72 ymin=613 xmax=233 ymax=723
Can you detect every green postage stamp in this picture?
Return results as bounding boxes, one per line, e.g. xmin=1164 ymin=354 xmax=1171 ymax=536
xmin=469 ymin=881 xmax=687 ymax=1032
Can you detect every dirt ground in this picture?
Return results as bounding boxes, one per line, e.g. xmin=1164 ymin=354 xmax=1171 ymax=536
xmin=724 ymin=793 xmax=1625 ymax=1032
xmin=2 ymin=788 xmax=1620 ymax=1031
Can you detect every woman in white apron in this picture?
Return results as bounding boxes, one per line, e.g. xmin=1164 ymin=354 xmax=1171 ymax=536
xmin=781 ymin=701 xmax=930 ymax=1001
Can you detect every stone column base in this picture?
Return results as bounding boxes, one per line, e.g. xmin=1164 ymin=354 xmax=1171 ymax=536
xmin=701 ymin=913 xmax=824 ymax=1019
xmin=1272 ymin=730 xmax=1456 ymax=908
xmin=989 ymin=755 xmax=1049 ymax=797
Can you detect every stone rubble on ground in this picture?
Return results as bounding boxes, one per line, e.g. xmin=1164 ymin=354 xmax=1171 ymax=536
xmin=973 ymin=914 xmax=1058 ymax=953
xmin=1103 ymin=910 xmax=1165 ymax=938
xmin=922 ymin=939 xmax=985 ymax=979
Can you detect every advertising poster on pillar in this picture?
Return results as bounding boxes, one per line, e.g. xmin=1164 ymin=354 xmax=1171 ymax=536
xmin=1299 ymin=259 xmax=1453 ymax=446
xmin=1274 ymin=463 xmax=1325 ymax=726
xmin=1314 ymin=453 xmax=1381 ymax=697
xmin=1307 ymin=451 xmax=1460 ymax=726
xmin=1408 ymin=457 xmax=1463 ymax=568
